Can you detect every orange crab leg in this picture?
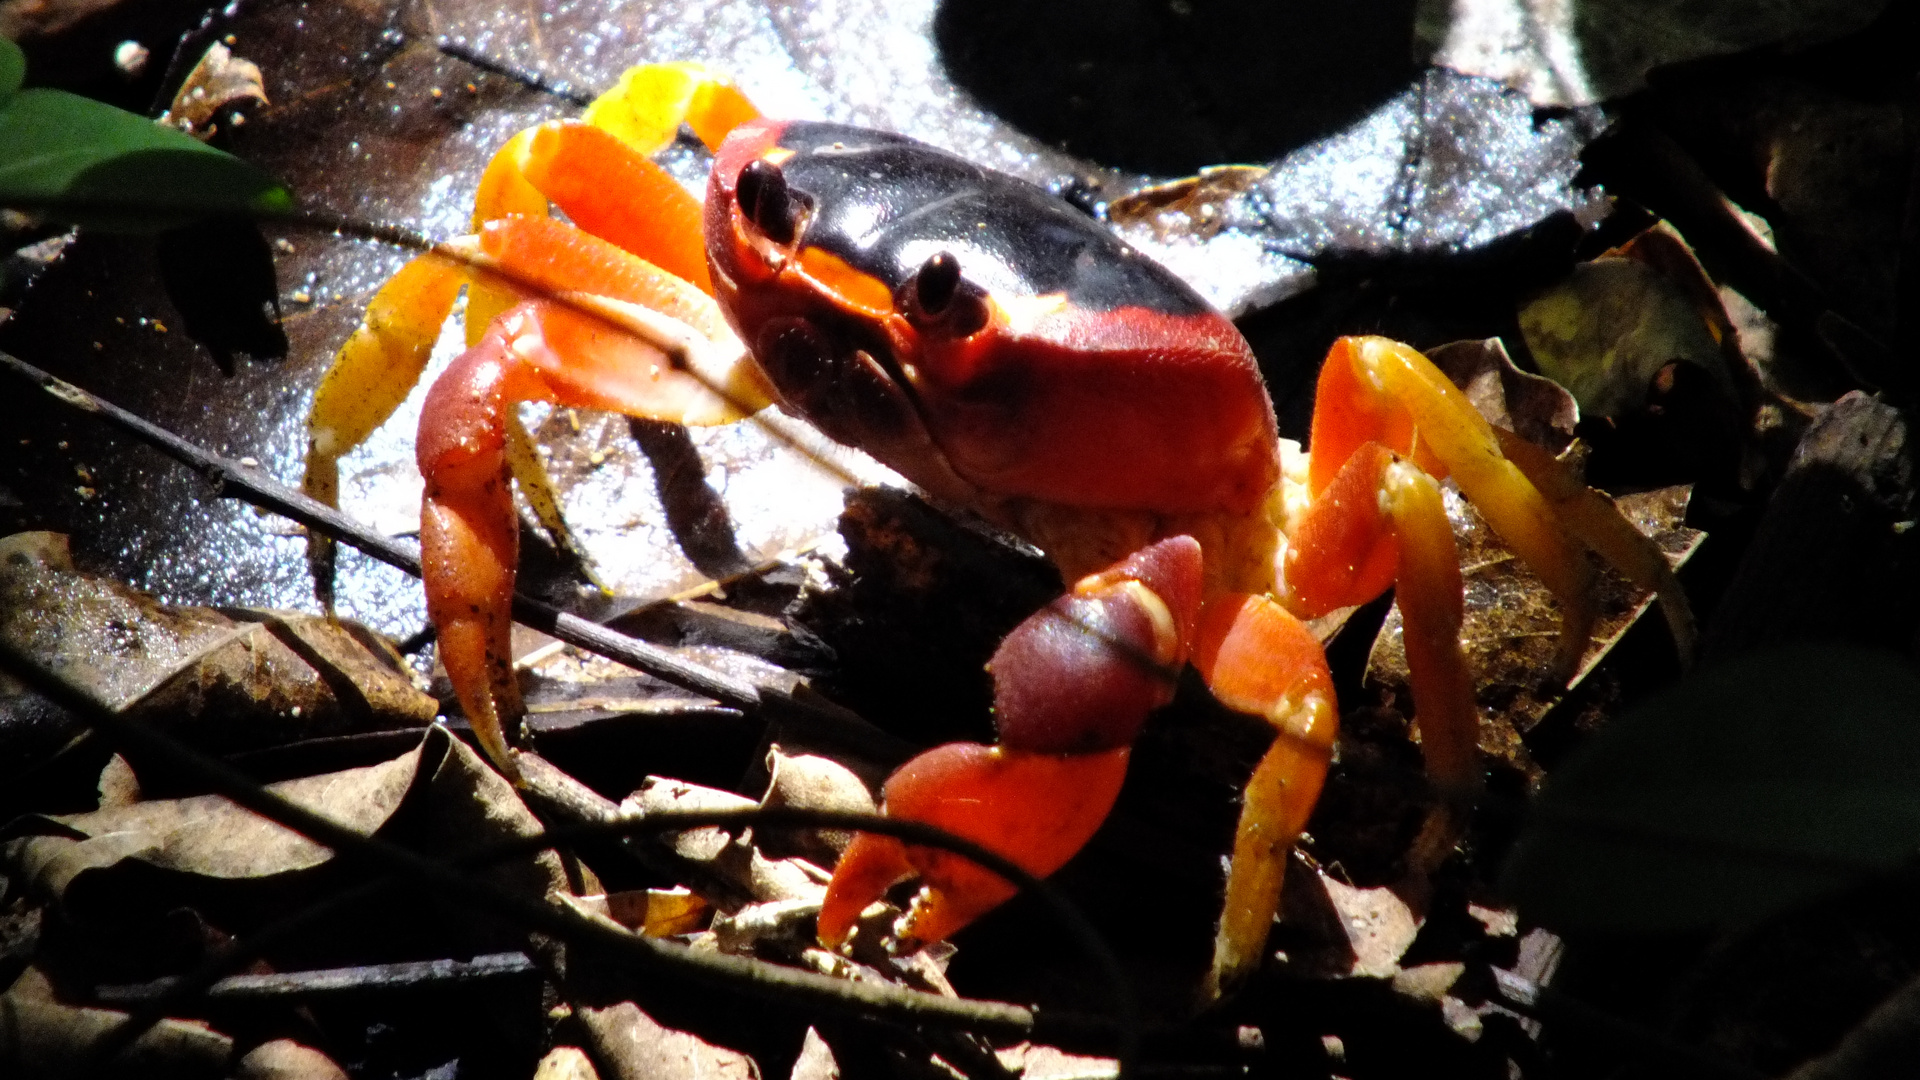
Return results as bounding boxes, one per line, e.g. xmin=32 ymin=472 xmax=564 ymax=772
xmin=417 ymin=276 xmax=768 ymax=774
xmin=1191 ymin=591 xmax=1337 ymax=1001
xmin=1309 ymin=336 xmax=1597 ymax=678
xmin=473 ymin=120 xmax=714 ymax=295
xmin=1285 ymin=441 xmax=1477 ymax=797
xmin=404 ymin=217 xmax=776 ymax=774
xmin=308 ymin=63 xmax=766 ymax=609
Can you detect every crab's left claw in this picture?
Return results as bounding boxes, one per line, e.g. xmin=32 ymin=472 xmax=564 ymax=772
xmin=819 ymin=537 xmax=1206 ymax=947
xmin=818 ymin=744 xmax=1133 ymax=947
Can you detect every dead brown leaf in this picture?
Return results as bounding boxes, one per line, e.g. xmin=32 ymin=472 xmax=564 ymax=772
xmin=0 ymin=964 xmax=232 ymax=1078
xmin=572 ymin=1000 xmax=759 ymax=1080
xmin=231 ymin=1038 xmax=350 ymax=1080
xmin=161 ymin=43 xmax=270 ymax=138
xmin=0 ymin=532 xmax=435 ymax=767
xmin=2 ymin=740 xmax=423 ymax=898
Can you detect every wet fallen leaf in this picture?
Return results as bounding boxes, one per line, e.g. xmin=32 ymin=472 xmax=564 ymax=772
xmin=0 ymin=0 xmax=1614 ymax=638
xmin=0 ymin=531 xmax=435 ymax=779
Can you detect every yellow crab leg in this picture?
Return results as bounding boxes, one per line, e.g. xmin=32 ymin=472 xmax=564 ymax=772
xmin=1311 ymin=336 xmax=1597 ymax=679
xmin=1193 ymin=592 xmax=1339 ymax=1002
xmin=581 ymin=61 xmax=762 ymax=155
xmin=304 ymin=254 xmax=466 ymax=608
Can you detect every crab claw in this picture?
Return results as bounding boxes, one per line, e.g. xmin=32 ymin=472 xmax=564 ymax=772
xmin=818 ymin=537 xmax=1205 ymax=946
xmin=818 ymin=744 xmax=1132 ymax=947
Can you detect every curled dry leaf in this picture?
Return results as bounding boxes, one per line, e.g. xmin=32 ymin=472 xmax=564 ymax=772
xmin=1519 ymin=223 xmax=1743 ymax=420
xmin=0 ymin=964 xmax=232 ymax=1079
xmin=760 ymin=744 xmax=878 ymax=862
xmin=623 ymin=777 xmax=826 ymax=910
xmin=0 ymin=531 xmax=435 ymax=773
xmin=161 ymin=43 xmax=269 ymax=138
xmin=582 ymin=888 xmax=710 ymax=938
xmin=2 ymin=741 xmax=423 ymax=903
xmin=1425 ymin=338 xmax=1579 ymax=454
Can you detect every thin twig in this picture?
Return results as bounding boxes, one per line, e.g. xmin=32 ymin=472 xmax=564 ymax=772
xmin=95 ymin=952 xmax=538 ymax=1005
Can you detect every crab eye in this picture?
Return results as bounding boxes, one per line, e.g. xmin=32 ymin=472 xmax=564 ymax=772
xmin=906 ymin=251 xmax=989 ymax=338
xmin=736 ymin=158 xmax=803 ymax=244
xmin=914 ymin=251 xmax=962 ymax=315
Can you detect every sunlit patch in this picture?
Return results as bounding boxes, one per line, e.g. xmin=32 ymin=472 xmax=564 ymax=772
xmin=991 ymin=291 xmax=1070 ymax=335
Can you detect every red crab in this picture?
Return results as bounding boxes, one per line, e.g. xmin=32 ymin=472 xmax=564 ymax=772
xmin=302 ymin=63 xmax=1692 ymax=999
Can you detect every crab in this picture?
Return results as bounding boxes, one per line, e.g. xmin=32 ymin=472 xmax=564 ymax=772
xmin=302 ymin=63 xmax=1694 ymax=1000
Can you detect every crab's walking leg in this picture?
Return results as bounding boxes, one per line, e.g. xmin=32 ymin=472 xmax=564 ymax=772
xmin=411 ymin=222 xmax=771 ymax=775
xmin=818 ymin=537 xmax=1206 ymax=948
xmin=305 ymin=255 xmax=466 ymax=609
xmin=1285 ymin=441 xmax=1478 ymax=793
xmin=1310 ymin=336 xmax=1597 ymax=679
xmin=1192 ymin=592 xmax=1337 ymax=1002
xmin=305 ymin=65 xmax=761 ymax=608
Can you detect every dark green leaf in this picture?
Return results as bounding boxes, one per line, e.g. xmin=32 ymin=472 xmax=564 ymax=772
xmin=0 ymin=88 xmax=292 ymax=231
xmin=0 ymin=37 xmax=23 ymax=107
xmin=1503 ymin=644 xmax=1920 ymax=934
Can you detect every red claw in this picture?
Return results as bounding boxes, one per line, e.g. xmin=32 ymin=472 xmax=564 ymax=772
xmin=819 ymin=536 xmax=1205 ymax=946
xmin=818 ymin=744 xmax=1131 ymax=946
